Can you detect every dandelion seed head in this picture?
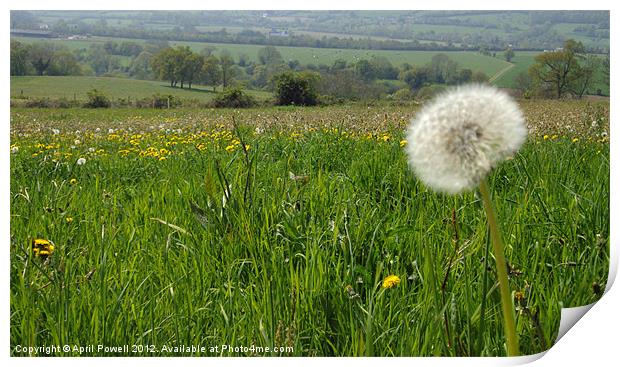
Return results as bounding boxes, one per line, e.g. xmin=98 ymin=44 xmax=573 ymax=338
xmin=405 ymin=84 xmax=526 ymax=194
xmin=76 ymin=157 xmax=86 ymax=165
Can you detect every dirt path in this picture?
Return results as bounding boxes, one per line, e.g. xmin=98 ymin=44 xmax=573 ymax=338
xmin=489 ymin=62 xmax=515 ymax=84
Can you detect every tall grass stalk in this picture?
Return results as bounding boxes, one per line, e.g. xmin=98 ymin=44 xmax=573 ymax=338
xmin=479 ymin=178 xmax=519 ymax=356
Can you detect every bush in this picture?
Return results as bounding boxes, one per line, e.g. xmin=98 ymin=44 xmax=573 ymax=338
xmin=18 ymin=97 xmax=79 ymax=108
xmin=84 ymin=89 xmax=111 ymax=108
xmin=391 ymin=88 xmax=415 ymax=101
xmin=273 ymin=71 xmax=319 ymax=106
xmin=416 ymin=85 xmax=447 ymax=100
xmin=211 ymin=88 xmax=257 ymax=108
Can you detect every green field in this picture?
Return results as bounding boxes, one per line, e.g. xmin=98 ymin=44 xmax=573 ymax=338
xmin=10 ymin=76 xmax=271 ymax=102
xmin=9 ymin=101 xmax=610 ymax=356
xmin=12 ymin=36 xmax=511 ymax=75
xmin=493 ymin=52 xmax=538 ymax=88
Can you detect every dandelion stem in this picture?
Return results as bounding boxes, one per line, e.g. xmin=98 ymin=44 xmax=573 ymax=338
xmin=479 ymin=178 xmax=520 ymax=356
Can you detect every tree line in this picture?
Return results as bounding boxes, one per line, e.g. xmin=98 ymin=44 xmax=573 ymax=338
xmin=11 ymin=38 xmax=609 ymax=103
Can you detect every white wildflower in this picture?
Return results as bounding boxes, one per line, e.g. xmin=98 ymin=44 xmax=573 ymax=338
xmin=76 ymin=157 xmax=86 ymax=165
xmin=95 ymin=128 xmax=101 ymax=132
xmin=11 ymin=146 xmax=19 ymax=154
xmin=108 ymin=128 xmax=114 ymax=134
xmin=88 ymin=147 xmax=96 ymax=153
xmin=405 ymin=84 xmax=526 ymax=194
xmin=52 ymin=128 xmax=60 ymax=135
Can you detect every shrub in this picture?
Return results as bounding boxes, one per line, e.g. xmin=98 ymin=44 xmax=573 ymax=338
xmin=12 ymin=97 xmax=79 ymax=108
xmin=211 ymin=88 xmax=257 ymax=108
xmin=84 ymin=89 xmax=111 ymax=108
xmin=391 ymin=88 xmax=415 ymax=101
xmin=416 ymin=85 xmax=447 ymax=100
xmin=273 ymin=71 xmax=319 ymax=106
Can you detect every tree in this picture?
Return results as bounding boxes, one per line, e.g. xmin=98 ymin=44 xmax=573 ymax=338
xmin=10 ymin=41 xmax=29 ymax=76
xmin=354 ymin=59 xmax=376 ymax=81
xmin=369 ymin=57 xmax=399 ymax=80
xmin=601 ymin=54 xmax=610 ymax=87
xmin=129 ymin=51 xmax=154 ymax=79
xmin=47 ymin=50 xmax=82 ymax=76
xmin=200 ymin=46 xmax=216 ymax=58
xmin=238 ymin=53 xmax=250 ymax=67
xmin=118 ymin=41 xmax=143 ymax=57
xmin=180 ymin=49 xmax=203 ymax=89
xmin=273 ymin=71 xmax=320 ymax=106
xmin=173 ymin=46 xmax=193 ymax=88
xmin=569 ymin=55 xmax=600 ymax=98
xmin=513 ymin=72 xmax=532 ymax=96
xmin=219 ymin=50 xmax=235 ymax=89
xmin=87 ymin=45 xmax=118 ymax=76
xmin=28 ymin=43 xmax=54 ymax=76
xmin=258 ymin=46 xmax=283 ymax=65
xmin=400 ymin=67 xmax=430 ymax=91
xmin=429 ymin=54 xmax=458 ymax=84
xmin=504 ymin=48 xmax=515 ymax=62
xmin=453 ymin=68 xmax=473 ymax=84
xmin=528 ymin=39 xmax=585 ymax=98
xmin=202 ymin=55 xmax=221 ymax=91
xmin=152 ymin=47 xmax=180 ymax=87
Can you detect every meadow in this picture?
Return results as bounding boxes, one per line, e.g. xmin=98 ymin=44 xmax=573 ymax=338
xmin=10 ymin=76 xmax=271 ymax=103
xmin=9 ymin=100 xmax=609 ymax=357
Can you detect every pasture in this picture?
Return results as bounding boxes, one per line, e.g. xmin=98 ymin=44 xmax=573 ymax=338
xmin=10 ymin=76 xmax=271 ymax=103
xmin=10 ymin=100 xmax=609 ymax=356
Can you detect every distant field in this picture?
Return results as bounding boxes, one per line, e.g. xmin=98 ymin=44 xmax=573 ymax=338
xmin=12 ymin=36 xmax=510 ymax=75
xmin=10 ymin=76 xmax=271 ymax=101
xmin=493 ymin=51 xmax=609 ymax=95
xmin=493 ymin=52 xmax=539 ymax=88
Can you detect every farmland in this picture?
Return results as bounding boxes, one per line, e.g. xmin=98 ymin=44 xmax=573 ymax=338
xmin=11 ymin=34 xmax=609 ymax=94
xmin=11 ymin=35 xmax=510 ymax=75
xmin=10 ymin=76 xmax=271 ymax=102
xmin=10 ymin=100 xmax=610 ymax=356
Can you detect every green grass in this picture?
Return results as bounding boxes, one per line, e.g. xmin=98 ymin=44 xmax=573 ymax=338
xmin=10 ymin=76 xmax=271 ymax=102
xmin=12 ymin=36 xmax=509 ymax=73
xmin=10 ymin=103 xmax=609 ymax=356
xmin=494 ymin=52 xmax=539 ymax=88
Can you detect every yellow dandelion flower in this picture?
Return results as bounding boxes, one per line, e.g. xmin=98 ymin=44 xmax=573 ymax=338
xmin=551 ymin=135 xmax=558 ymax=140
xmin=382 ymin=274 xmax=401 ymax=289
xmin=543 ymin=135 xmax=549 ymax=140
xmin=32 ymin=239 xmax=55 ymax=258
xmin=65 ymin=217 xmax=74 ymax=224
xmin=225 ymin=145 xmax=236 ymax=153
xmin=69 ymin=178 xmax=77 ymax=185
xmin=572 ymin=137 xmax=579 ymax=143
xmin=158 ymin=156 xmax=167 ymax=161
xmin=399 ymin=139 xmax=408 ymax=147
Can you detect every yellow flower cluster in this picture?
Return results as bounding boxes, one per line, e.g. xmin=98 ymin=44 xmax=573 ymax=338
xmin=382 ymin=274 xmax=401 ymax=289
xmin=32 ymin=239 xmax=55 ymax=258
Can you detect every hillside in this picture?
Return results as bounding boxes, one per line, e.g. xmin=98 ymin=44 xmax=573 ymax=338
xmin=10 ymin=76 xmax=271 ymax=101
